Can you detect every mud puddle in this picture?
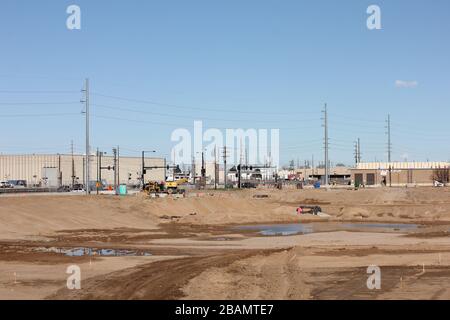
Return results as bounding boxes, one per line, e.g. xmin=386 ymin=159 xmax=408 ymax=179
xmin=32 ymin=247 xmax=152 ymax=257
xmin=235 ymin=222 xmax=420 ymax=236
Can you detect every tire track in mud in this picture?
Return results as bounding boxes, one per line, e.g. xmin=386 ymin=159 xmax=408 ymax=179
xmin=181 ymin=249 xmax=311 ymax=300
xmin=309 ymin=266 xmax=450 ymax=300
xmin=48 ymin=249 xmax=283 ymax=300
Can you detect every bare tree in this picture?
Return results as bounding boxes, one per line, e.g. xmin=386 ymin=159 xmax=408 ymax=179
xmin=432 ymin=167 xmax=450 ymax=185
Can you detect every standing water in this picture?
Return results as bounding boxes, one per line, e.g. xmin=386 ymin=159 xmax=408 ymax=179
xmin=234 ymin=222 xmax=419 ymax=236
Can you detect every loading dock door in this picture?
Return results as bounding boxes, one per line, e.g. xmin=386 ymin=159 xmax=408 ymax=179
xmin=42 ymin=167 xmax=59 ymax=187
xmin=407 ymin=170 xmax=413 ymax=184
xmin=366 ymin=173 xmax=375 ymax=185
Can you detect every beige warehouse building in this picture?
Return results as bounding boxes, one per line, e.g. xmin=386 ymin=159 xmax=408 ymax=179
xmin=0 ymin=154 xmax=165 ymax=187
xmin=351 ymin=162 xmax=450 ymax=186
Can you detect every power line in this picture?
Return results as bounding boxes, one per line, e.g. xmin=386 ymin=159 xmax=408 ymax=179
xmin=0 ymin=112 xmax=80 ymax=118
xmin=92 ymin=113 xmax=320 ymax=131
xmin=92 ymin=103 xmax=319 ymax=124
xmin=0 ymin=90 xmax=79 ymax=94
xmin=0 ymin=101 xmax=80 ymax=105
xmin=92 ymin=91 xmax=320 ymax=116
xmin=329 ymin=113 xmax=385 ymax=123
xmin=92 ymin=114 xmax=187 ymax=127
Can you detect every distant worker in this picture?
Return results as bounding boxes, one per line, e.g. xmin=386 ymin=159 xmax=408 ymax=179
xmin=296 ymin=207 xmax=303 ymax=215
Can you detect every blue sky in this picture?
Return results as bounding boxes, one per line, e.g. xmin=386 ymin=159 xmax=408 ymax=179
xmin=0 ymin=0 xmax=449 ymax=166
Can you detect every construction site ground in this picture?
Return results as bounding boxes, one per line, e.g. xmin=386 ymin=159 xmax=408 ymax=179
xmin=1 ymin=187 xmax=450 ymax=300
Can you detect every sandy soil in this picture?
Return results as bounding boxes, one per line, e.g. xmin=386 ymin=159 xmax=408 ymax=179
xmin=1 ymin=187 xmax=450 ymax=300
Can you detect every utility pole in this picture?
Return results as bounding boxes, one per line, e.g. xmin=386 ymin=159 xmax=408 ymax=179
xmin=192 ymin=156 xmax=196 ymax=186
xmin=99 ymin=150 xmax=103 ymax=189
xmin=239 ymin=138 xmax=243 ymax=167
xmin=201 ymin=151 xmax=206 ymax=189
xmin=245 ymin=147 xmax=249 ymax=166
xmin=222 ymin=147 xmax=228 ymax=189
xmin=58 ymin=154 xmax=62 ymax=187
xmin=113 ymin=147 xmax=117 ymax=194
xmin=358 ymin=138 xmax=361 ymax=163
xmin=71 ymin=140 xmax=75 ymax=187
xmin=238 ymin=164 xmax=241 ymax=189
xmin=164 ymin=157 xmax=167 ymax=182
xmin=354 ymin=138 xmax=361 ymax=165
xmin=142 ymin=151 xmax=145 ymax=190
xmin=96 ymin=147 xmax=99 ymax=195
xmin=141 ymin=150 xmax=157 ymax=190
xmin=82 ymin=158 xmax=85 ymax=186
xmin=117 ymin=146 xmax=120 ymax=187
xmin=82 ymin=78 xmax=90 ymax=195
xmin=386 ymin=114 xmax=392 ymax=163
xmin=389 ymin=165 xmax=392 ymax=188
xmin=214 ymin=146 xmax=218 ymax=190
xmin=322 ymin=103 xmax=329 ymax=186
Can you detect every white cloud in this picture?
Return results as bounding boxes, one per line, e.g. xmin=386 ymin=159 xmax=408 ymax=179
xmin=395 ymin=80 xmax=418 ymax=88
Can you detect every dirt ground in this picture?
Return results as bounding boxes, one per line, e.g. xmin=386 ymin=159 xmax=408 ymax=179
xmin=1 ymin=187 xmax=450 ymax=300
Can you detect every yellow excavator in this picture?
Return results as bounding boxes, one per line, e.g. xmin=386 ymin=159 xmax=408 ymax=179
xmin=165 ymin=178 xmax=188 ymax=194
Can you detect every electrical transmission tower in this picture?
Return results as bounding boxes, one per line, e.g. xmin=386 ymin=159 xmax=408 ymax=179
xmin=322 ymin=103 xmax=329 ymax=186
xmin=354 ymin=138 xmax=361 ymax=165
xmin=81 ymin=78 xmax=90 ymax=195
xmin=358 ymin=138 xmax=361 ymax=163
xmin=386 ymin=114 xmax=392 ymax=162
xmin=222 ymin=146 xmax=229 ymax=188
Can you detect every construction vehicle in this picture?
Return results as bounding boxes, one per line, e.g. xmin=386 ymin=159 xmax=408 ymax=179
xmin=165 ymin=178 xmax=188 ymax=194
xmin=144 ymin=181 xmax=165 ymax=194
xmin=296 ymin=205 xmax=322 ymax=215
xmin=144 ymin=178 xmax=188 ymax=195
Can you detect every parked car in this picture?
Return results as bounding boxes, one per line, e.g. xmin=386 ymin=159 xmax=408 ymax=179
xmin=434 ymin=180 xmax=445 ymax=187
xmin=57 ymin=185 xmax=72 ymax=192
xmin=7 ymin=180 xmax=27 ymax=188
xmin=0 ymin=181 xmax=13 ymax=188
xmin=71 ymin=183 xmax=85 ymax=192
xmin=241 ymin=182 xmax=257 ymax=189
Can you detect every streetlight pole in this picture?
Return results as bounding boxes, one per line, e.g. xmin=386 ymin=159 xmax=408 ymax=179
xmin=141 ymin=150 xmax=156 ymax=190
xmin=196 ymin=149 xmax=207 ymax=189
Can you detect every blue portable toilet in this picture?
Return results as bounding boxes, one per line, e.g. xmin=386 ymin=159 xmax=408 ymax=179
xmin=118 ymin=184 xmax=127 ymax=195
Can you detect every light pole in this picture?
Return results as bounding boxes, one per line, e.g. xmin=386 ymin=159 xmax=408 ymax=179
xmin=142 ymin=150 xmax=156 ymax=190
xmin=196 ymin=149 xmax=207 ymax=189
xmin=97 ymin=150 xmax=107 ymax=194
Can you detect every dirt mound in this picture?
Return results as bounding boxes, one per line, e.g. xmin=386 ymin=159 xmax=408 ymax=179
xmin=2 ymin=187 xmax=450 ymax=241
xmin=0 ymin=195 xmax=160 ymax=240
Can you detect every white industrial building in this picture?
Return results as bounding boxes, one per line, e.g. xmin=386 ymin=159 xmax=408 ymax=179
xmin=0 ymin=154 xmax=165 ymax=187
